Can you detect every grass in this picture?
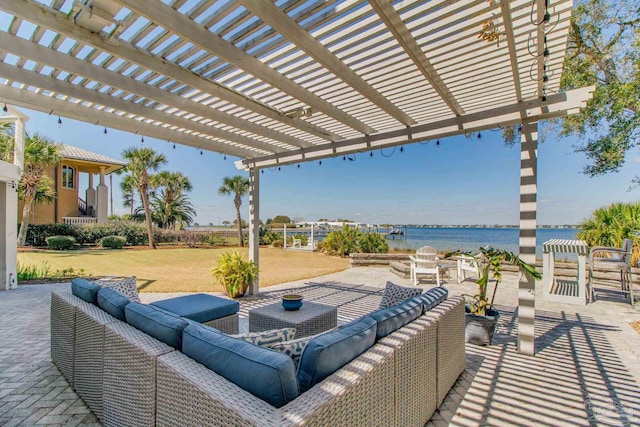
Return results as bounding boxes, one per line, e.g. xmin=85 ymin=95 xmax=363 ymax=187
xmin=17 ymin=247 xmax=350 ymax=293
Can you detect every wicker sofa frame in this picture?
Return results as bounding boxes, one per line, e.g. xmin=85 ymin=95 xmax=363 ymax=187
xmin=51 ymin=289 xmax=465 ymax=427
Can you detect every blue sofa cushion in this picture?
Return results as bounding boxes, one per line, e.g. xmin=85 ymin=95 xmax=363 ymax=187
xmin=370 ymin=300 xmax=424 ymax=339
xmin=125 ymin=303 xmax=189 ymax=350
xmin=182 ymin=323 xmax=298 ymax=408
xmin=297 ymin=316 xmax=377 ymax=393
xmin=97 ymin=287 xmax=131 ymax=321
xmin=405 ymin=287 xmax=448 ymax=313
xmin=151 ymin=293 xmax=239 ymax=323
xmin=71 ymin=278 xmax=101 ymax=305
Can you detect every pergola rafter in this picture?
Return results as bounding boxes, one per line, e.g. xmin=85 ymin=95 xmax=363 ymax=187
xmin=0 ymin=0 xmax=594 ymax=355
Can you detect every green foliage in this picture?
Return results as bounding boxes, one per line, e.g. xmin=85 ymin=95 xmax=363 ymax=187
xmin=17 ymin=261 xmax=85 ymax=281
xmin=45 ymin=235 xmax=76 ymax=250
xmin=219 ymin=175 xmax=250 ymax=247
xmin=260 ymin=228 xmax=283 ymax=245
xmin=446 ymin=247 xmax=541 ymax=316
xmin=24 ymin=223 xmax=81 ymax=247
xmin=100 ymin=235 xmax=127 ymax=249
xmin=79 ymin=221 xmax=149 ymax=246
xmin=210 ymin=251 xmax=258 ymax=298
xmin=321 ymin=226 xmax=389 ymax=257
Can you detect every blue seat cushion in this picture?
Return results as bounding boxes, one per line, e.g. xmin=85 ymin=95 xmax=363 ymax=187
xmin=97 ymin=287 xmax=131 ymax=321
xmin=297 ymin=316 xmax=377 ymax=393
xmin=125 ymin=303 xmax=189 ymax=350
xmin=151 ymin=294 xmax=239 ymax=323
xmin=370 ymin=299 xmax=424 ymax=339
xmin=71 ymin=278 xmax=101 ymax=305
xmin=182 ymin=323 xmax=298 ymax=408
xmin=405 ymin=287 xmax=448 ymax=313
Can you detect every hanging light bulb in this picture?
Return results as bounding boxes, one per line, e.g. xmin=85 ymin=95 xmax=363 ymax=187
xmin=436 ymin=139 xmax=440 ymax=146
xmin=342 ymin=156 xmax=346 ymax=161
xmin=297 ymin=164 xmax=300 ymax=169
xmin=103 ymin=127 xmax=108 ymax=136
xmin=173 ymin=142 xmax=176 ymax=149
xmin=261 ymin=169 xmax=264 ymax=174
xmin=477 ymin=132 xmax=481 ymax=140
xmin=200 ymin=149 xmax=203 ymax=155
xmin=370 ymin=151 xmax=373 ymax=157
xmin=400 ymin=146 xmax=404 ymax=152
xmin=319 ymin=160 xmax=322 ymax=166
xmin=57 ymin=116 xmax=62 ymax=127
xmin=141 ymin=135 xmax=145 ymax=144
xmin=278 ymin=166 xmax=281 ymax=171
xmin=2 ymin=103 xmax=7 ymax=112
xmin=223 ymin=154 xmax=227 ymax=160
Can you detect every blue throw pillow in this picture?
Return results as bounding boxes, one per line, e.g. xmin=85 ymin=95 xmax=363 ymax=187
xmin=182 ymin=324 xmax=299 ymax=408
xmin=125 ymin=303 xmax=189 ymax=350
xmin=370 ymin=300 xmax=424 ymax=339
xmin=405 ymin=287 xmax=448 ymax=313
xmin=71 ymin=278 xmax=101 ymax=305
xmin=297 ymin=316 xmax=377 ymax=393
xmin=97 ymin=287 xmax=131 ymax=321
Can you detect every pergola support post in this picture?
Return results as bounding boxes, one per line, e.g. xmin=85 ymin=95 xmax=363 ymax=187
xmin=248 ymin=167 xmax=260 ymax=295
xmin=518 ymin=120 xmax=538 ymax=355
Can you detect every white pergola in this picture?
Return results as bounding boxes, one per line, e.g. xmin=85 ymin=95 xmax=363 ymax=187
xmin=0 ymin=0 xmax=594 ymax=354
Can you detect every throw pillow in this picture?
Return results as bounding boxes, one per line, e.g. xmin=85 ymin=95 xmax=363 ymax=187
xmin=231 ymin=328 xmax=296 ymax=346
xmin=93 ymin=276 xmax=140 ymax=302
xmin=378 ymin=281 xmax=423 ymax=309
xmin=267 ymin=336 xmax=311 ymax=367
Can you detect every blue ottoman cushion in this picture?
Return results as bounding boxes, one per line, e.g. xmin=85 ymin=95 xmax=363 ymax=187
xmin=406 ymin=287 xmax=448 ymax=313
xmin=125 ymin=303 xmax=189 ymax=350
xmin=297 ymin=316 xmax=377 ymax=393
xmin=71 ymin=278 xmax=101 ymax=305
xmin=182 ymin=323 xmax=299 ymax=408
xmin=370 ymin=299 xmax=424 ymax=339
xmin=97 ymin=287 xmax=131 ymax=321
xmin=151 ymin=293 xmax=239 ymax=323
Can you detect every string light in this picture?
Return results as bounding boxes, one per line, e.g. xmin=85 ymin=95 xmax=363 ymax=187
xmin=223 ymin=154 xmax=226 ymax=160
xmin=400 ymin=146 xmax=404 ymax=152
xmin=200 ymin=149 xmax=203 ymax=155
xmin=261 ymin=169 xmax=264 ymax=174
xmin=343 ymin=156 xmax=346 ymax=161
xmin=141 ymin=135 xmax=145 ymax=144
xmin=2 ymin=103 xmax=7 ymax=112
xmin=278 ymin=166 xmax=281 ymax=171
xmin=436 ymin=139 xmax=440 ymax=146
xmin=297 ymin=164 xmax=300 ymax=169
xmin=318 ymin=160 xmax=322 ymax=165
xmin=173 ymin=142 xmax=176 ymax=149
xmin=57 ymin=116 xmax=62 ymax=127
xmin=103 ymin=127 xmax=108 ymax=136
xmin=477 ymin=132 xmax=482 ymax=140
xmin=369 ymin=151 xmax=373 ymax=157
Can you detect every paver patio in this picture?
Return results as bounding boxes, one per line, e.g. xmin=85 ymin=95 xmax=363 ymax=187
xmin=0 ymin=267 xmax=638 ymax=426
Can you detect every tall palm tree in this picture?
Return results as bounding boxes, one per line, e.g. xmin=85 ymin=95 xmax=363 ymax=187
xmin=151 ymin=171 xmax=193 ymax=229
xmin=7 ymin=134 xmax=61 ymax=246
xmin=121 ymin=147 xmax=166 ymax=249
xmin=218 ymin=175 xmax=250 ymax=247
xmin=148 ymin=190 xmax=196 ymax=229
xmin=119 ymin=174 xmax=137 ymax=217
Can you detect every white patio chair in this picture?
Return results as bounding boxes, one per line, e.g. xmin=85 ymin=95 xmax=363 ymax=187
xmin=409 ymin=246 xmax=442 ymax=286
xmin=455 ymin=254 xmax=482 ymax=284
xmin=588 ymin=238 xmax=633 ymax=305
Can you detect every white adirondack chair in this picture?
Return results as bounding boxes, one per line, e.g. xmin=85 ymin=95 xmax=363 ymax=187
xmin=409 ymin=246 xmax=441 ymax=286
xmin=455 ymin=254 xmax=482 ymax=283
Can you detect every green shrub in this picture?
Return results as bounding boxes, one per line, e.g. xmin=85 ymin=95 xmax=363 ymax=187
xmin=17 ymin=262 xmax=51 ymax=280
xmin=358 ymin=232 xmax=389 ymax=254
xmin=321 ymin=226 xmax=389 ymax=257
xmin=24 ymin=223 xmax=81 ymax=247
xmin=79 ymin=221 xmax=148 ymax=246
xmin=271 ymin=238 xmax=284 ymax=248
xmin=205 ymin=234 xmax=227 ymax=246
xmin=100 ymin=235 xmax=126 ymax=249
xmin=45 ymin=235 xmax=76 ymax=250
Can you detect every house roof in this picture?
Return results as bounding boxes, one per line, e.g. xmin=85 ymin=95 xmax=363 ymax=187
xmin=0 ymin=0 xmax=592 ymax=170
xmin=59 ymin=144 xmax=126 ymax=174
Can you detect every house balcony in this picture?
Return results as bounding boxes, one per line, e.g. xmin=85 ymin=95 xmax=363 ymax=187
xmin=62 ymin=217 xmax=98 ymax=225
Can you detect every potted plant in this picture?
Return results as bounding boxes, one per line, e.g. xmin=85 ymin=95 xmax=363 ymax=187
xmin=211 ymin=250 xmax=258 ymax=298
xmin=446 ymin=247 xmax=541 ymax=345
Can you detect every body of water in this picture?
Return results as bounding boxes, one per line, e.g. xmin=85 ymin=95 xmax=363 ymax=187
xmin=386 ymin=227 xmax=578 ymax=258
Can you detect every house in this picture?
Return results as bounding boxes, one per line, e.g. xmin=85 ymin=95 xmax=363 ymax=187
xmin=18 ymin=144 xmax=126 ymax=225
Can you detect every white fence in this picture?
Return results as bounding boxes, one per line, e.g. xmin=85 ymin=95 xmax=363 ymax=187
xmin=62 ymin=217 xmax=98 ymax=225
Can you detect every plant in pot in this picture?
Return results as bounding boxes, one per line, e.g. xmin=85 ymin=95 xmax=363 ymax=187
xmin=446 ymin=247 xmax=541 ymax=345
xmin=211 ymin=250 xmax=258 ymax=298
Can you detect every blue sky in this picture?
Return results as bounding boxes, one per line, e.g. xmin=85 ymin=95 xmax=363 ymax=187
xmin=17 ymin=107 xmax=639 ymax=226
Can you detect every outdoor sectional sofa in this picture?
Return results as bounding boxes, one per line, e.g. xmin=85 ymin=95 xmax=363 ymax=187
xmin=50 ymin=279 xmax=465 ymax=427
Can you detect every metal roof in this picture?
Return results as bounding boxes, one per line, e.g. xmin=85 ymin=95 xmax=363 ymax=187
xmin=0 ymin=0 xmax=593 ymax=170
xmin=59 ymin=143 xmax=126 ymax=167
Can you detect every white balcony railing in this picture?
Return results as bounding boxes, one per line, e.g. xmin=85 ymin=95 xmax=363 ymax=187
xmin=63 ymin=217 xmax=98 ymax=225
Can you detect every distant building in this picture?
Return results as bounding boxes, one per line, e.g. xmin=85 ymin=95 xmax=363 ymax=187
xmin=18 ymin=144 xmax=125 ymax=225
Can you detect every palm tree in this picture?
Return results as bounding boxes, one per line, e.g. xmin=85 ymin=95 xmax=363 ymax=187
xmin=578 ymin=202 xmax=640 ymax=248
xmin=151 ymin=171 xmax=193 ymax=229
xmin=119 ymin=174 xmax=137 ymax=217
xmin=218 ymin=175 xmax=250 ymax=247
xmin=121 ymin=147 xmax=167 ymax=249
xmin=148 ymin=190 xmax=196 ymax=229
xmin=5 ymin=134 xmax=61 ymax=246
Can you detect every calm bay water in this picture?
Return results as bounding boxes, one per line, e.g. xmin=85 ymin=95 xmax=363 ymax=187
xmin=386 ymin=227 xmax=578 ymax=257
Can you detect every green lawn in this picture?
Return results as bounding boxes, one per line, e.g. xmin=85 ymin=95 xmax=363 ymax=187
xmin=18 ymin=247 xmax=350 ymax=293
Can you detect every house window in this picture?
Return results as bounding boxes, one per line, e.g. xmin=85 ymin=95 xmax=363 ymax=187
xmin=62 ymin=165 xmax=75 ymax=189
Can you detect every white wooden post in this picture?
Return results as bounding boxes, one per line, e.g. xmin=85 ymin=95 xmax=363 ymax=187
xmin=518 ymin=120 xmax=538 ymax=355
xmin=283 ymin=223 xmax=287 ymax=249
xmin=96 ymin=167 xmax=108 ymax=223
xmin=248 ymin=167 xmax=260 ymax=295
xmin=310 ymin=223 xmax=314 ymax=249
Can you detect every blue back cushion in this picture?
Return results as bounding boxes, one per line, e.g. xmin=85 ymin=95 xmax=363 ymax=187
xmin=370 ymin=300 xmax=424 ymax=339
xmin=125 ymin=303 xmax=189 ymax=350
xmin=182 ymin=324 xmax=298 ymax=408
xmin=297 ymin=316 xmax=377 ymax=393
xmin=406 ymin=287 xmax=448 ymax=313
xmin=71 ymin=278 xmax=101 ymax=305
xmin=97 ymin=287 xmax=131 ymax=321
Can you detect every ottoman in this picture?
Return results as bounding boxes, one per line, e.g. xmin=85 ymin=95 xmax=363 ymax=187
xmin=151 ymin=294 xmax=239 ymax=334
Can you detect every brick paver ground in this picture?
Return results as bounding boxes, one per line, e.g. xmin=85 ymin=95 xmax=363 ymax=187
xmin=0 ymin=267 xmax=638 ymax=426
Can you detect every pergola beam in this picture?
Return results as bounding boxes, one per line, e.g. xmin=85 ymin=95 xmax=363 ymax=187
xmin=238 ymin=87 xmax=594 ymax=169
xmin=368 ymin=0 xmax=465 ymax=116
xmin=0 ymin=85 xmax=257 ymax=158
xmin=2 ymin=0 xmax=340 ymax=142
xmin=238 ymin=0 xmax=416 ymax=127
xmin=0 ymin=62 xmax=284 ymax=156
xmin=0 ymin=31 xmax=302 ymax=152
xmin=114 ymin=0 xmax=376 ymax=135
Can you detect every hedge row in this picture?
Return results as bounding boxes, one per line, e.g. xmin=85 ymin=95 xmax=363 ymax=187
xmin=22 ymin=221 xmax=239 ymax=247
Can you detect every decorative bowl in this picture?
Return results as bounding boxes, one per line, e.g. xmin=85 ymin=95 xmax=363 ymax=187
xmin=282 ymin=294 xmax=304 ymax=311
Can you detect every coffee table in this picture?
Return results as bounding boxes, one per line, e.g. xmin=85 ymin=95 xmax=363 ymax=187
xmin=248 ymin=301 xmax=337 ymax=338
